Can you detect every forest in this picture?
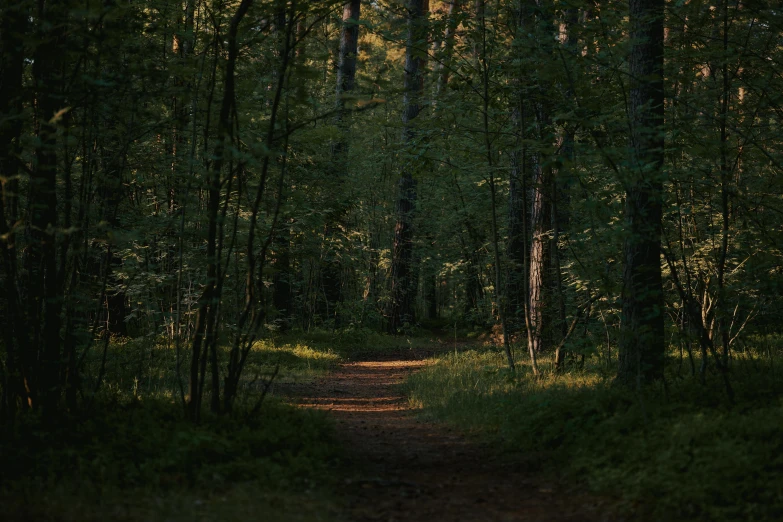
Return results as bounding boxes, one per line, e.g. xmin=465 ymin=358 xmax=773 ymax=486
xmin=1 ymin=0 xmax=783 ymax=520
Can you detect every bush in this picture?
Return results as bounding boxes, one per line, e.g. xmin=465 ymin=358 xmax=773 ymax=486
xmin=0 ymin=397 xmax=343 ymax=521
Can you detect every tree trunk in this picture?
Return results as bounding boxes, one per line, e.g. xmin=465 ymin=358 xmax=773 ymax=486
xmin=322 ymin=1 xmax=361 ymax=325
xmin=716 ymin=0 xmax=731 ymax=368
xmin=507 ymin=106 xmax=526 ymax=331
xmin=553 ymin=6 xmax=578 ymax=371
xmin=617 ymin=0 xmax=665 ymax=385
xmin=335 ymin=0 xmax=361 ymax=112
xmin=98 ymin=127 xmax=128 ymax=337
xmin=509 ymin=0 xmax=539 ymax=375
xmin=425 ymin=271 xmax=438 ymax=320
xmin=528 ymin=155 xmax=551 ymax=355
xmin=0 ymin=0 xmax=29 ymax=418
xmin=272 ymin=227 xmax=292 ymax=330
xmin=27 ymin=0 xmax=66 ymax=416
xmin=527 ymin=0 xmax=558 ymax=358
xmin=189 ymin=0 xmax=254 ymax=420
xmin=388 ymin=0 xmax=429 ymax=334
xmin=434 ymin=0 xmax=458 ymax=97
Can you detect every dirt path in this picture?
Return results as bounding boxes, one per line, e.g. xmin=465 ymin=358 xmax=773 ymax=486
xmin=292 ymin=348 xmax=615 ymax=522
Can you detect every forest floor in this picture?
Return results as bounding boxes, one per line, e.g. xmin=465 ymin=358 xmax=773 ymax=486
xmin=283 ymin=340 xmax=618 ymax=522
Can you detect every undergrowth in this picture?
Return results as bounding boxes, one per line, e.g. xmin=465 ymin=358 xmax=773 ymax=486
xmin=405 ymin=340 xmax=783 ymax=521
xmin=0 ymin=330 xmax=369 ymax=522
xmin=273 ymin=326 xmax=437 ymax=360
xmin=0 ymin=396 xmax=343 ymax=521
xmin=87 ymin=326 xmax=430 ymax=400
xmin=0 ymin=327 xmax=436 ymax=521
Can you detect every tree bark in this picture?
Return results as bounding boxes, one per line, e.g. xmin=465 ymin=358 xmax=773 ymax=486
xmin=26 ymin=0 xmax=66 ymax=416
xmin=322 ymin=0 xmax=361 ymax=324
xmin=528 ymin=156 xmax=551 ymax=355
xmin=335 ymin=0 xmax=361 ymax=113
xmin=388 ymin=0 xmax=429 ymax=333
xmin=617 ymin=0 xmax=665 ymax=385
xmin=527 ymin=0 xmax=556 ymax=357
xmin=507 ymin=103 xmax=526 ymax=331
xmin=434 ymin=0 xmax=458 ymax=97
xmin=189 ymin=0 xmax=254 ymax=420
xmin=553 ymin=5 xmax=578 ymax=371
xmin=0 ymin=0 xmax=30 ymax=417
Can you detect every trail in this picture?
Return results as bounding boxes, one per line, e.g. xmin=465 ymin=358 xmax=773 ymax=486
xmin=291 ymin=344 xmax=614 ymax=522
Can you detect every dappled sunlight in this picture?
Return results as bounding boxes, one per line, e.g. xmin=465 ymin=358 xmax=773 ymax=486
xmin=253 ymin=340 xmax=341 ymax=364
xmin=303 ymin=399 xmax=406 ymax=413
xmin=244 ymin=340 xmax=343 ymax=385
xmin=286 ymin=344 xmax=612 ymax=522
xmin=405 ymin=340 xmax=783 ymax=521
xmin=295 ymin=360 xmax=429 ymax=413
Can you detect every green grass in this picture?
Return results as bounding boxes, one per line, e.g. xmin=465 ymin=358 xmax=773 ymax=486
xmin=1 ymin=327 xmax=440 ymax=521
xmin=0 ymin=331 xmax=365 ymax=522
xmin=87 ymin=327 xmax=433 ymax=400
xmin=82 ymin=334 xmax=343 ymax=400
xmin=250 ymin=339 xmax=342 ymax=384
xmin=4 ymin=485 xmax=341 ymax=522
xmin=272 ymin=327 xmax=438 ymax=360
xmin=405 ymin=342 xmax=783 ymax=521
xmin=0 ymin=396 xmax=344 ymax=521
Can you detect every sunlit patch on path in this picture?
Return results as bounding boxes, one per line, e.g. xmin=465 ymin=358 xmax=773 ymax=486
xmin=288 ymin=350 xmax=612 ymax=522
xmin=297 ymin=360 xmax=427 ymax=413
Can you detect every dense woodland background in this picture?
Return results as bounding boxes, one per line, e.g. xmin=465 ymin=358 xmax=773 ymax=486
xmin=2 ymin=0 xmax=783 ymax=520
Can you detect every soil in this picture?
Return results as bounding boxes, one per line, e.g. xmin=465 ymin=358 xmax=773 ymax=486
xmin=288 ymin=342 xmax=620 ymax=522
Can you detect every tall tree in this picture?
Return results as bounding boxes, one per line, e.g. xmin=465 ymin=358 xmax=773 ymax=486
xmin=335 ymin=1 xmax=361 ymax=119
xmin=552 ymin=4 xmax=578 ymax=370
xmin=0 ymin=0 xmax=29 ymax=418
xmin=433 ymin=0 xmax=458 ymax=98
xmin=188 ymin=0 xmax=255 ymax=419
xmin=322 ymin=0 xmax=362 ymax=323
xmin=506 ymin=0 xmax=527 ymax=332
xmin=388 ymin=0 xmax=429 ymax=333
xmin=527 ymin=143 xmax=552 ymax=356
xmin=617 ymin=0 xmax=665 ymax=384
xmin=29 ymin=0 xmax=68 ymax=416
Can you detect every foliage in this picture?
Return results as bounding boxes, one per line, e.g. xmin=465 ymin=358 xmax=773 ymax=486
xmin=0 ymin=396 xmax=342 ymax=521
xmin=3 ymin=0 xmax=783 ymax=516
xmin=0 ymin=328 xmax=377 ymax=520
xmin=406 ymin=342 xmax=783 ymax=521
xmin=273 ymin=326 xmax=437 ymax=360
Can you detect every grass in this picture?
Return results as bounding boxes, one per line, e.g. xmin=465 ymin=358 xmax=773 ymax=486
xmin=271 ymin=326 xmax=438 ymax=360
xmin=1 ymin=326 xmax=437 ymax=521
xmin=0 ymin=331 xmax=357 ymax=522
xmin=405 ymin=340 xmax=783 ymax=521
xmin=81 ymin=335 xmax=342 ymax=401
xmin=0 ymin=395 xmax=344 ymax=521
xmin=5 ymin=485 xmax=341 ymax=522
xmin=88 ymin=326 xmax=432 ymax=400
